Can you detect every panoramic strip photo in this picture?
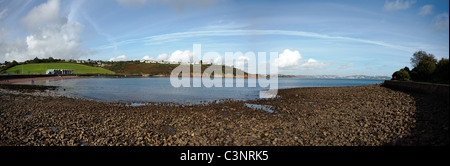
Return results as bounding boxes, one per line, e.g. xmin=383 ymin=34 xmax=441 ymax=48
xmin=0 ymin=0 xmax=448 ymax=161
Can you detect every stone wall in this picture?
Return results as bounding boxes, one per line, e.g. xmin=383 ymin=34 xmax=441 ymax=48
xmin=383 ymin=80 xmax=449 ymax=98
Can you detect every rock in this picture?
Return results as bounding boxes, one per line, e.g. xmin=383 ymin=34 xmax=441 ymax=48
xmin=1 ymin=84 xmax=447 ymax=146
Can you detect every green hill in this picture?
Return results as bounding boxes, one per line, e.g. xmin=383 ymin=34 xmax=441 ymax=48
xmin=103 ymin=62 xmax=248 ymax=77
xmin=6 ymin=63 xmax=115 ymax=74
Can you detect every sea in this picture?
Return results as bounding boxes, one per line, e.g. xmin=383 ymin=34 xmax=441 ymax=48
xmin=24 ymin=77 xmax=385 ymax=104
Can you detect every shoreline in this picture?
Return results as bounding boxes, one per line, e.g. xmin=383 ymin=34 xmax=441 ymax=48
xmin=0 ymin=74 xmax=388 ymax=85
xmin=0 ymin=77 xmax=386 ymax=106
xmin=0 ymin=75 xmax=80 ymax=85
xmin=1 ymin=84 xmax=448 ymax=146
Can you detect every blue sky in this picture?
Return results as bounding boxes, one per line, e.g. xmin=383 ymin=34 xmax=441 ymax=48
xmin=0 ymin=0 xmax=448 ymax=76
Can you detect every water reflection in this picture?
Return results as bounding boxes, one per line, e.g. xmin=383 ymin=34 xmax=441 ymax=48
xmin=244 ymin=103 xmax=276 ymax=113
xmin=29 ymin=77 xmax=384 ymax=104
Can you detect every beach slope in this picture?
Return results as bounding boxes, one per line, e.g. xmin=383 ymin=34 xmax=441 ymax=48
xmin=0 ymin=85 xmax=448 ymax=146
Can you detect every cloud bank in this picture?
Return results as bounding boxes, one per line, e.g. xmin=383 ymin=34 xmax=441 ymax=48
xmin=21 ymin=0 xmax=66 ymax=31
xmin=384 ymin=0 xmax=416 ymax=11
xmin=116 ymin=0 xmax=220 ymax=12
xmin=167 ymin=50 xmax=197 ymax=63
xmin=116 ymin=0 xmax=148 ymax=7
xmin=151 ymin=48 xmax=327 ymax=73
xmin=0 ymin=8 xmax=8 ymax=20
xmin=96 ymin=29 xmax=414 ymax=53
xmin=418 ymin=5 xmax=433 ymax=16
xmin=275 ymin=49 xmax=302 ymax=68
xmin=0 ymin=0 xmax=86 ymax=62
xmin=434 ymin=13 xmax=449 ymax=31
xmin=110 ymin=55 xmax=128 ymax=62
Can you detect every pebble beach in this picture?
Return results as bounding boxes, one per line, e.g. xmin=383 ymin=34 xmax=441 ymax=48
xmin=0 ymin=84 xmax=448 ymax=146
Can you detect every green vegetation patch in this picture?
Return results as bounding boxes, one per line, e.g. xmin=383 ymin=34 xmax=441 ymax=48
xmin=6 ymin=63 xmax=115 ymax=74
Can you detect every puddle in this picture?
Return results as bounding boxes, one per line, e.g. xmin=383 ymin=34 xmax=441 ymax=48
xmin=126 ymin=103 xmax=148 ymax=107
xmin=115 ymin=102 xmax=150 ymax=107
xmin=122 ymin=102 xmax=183 ymax=107
xmin=50 ymin=127 xmax=59 ymax=133
xmin=244 ymin=103 xmax=276 ymax=114
xmin=24 ymin=115 xmax=32 ymax=118
xmin=167 ymin=126 xmax=176 ymax=135
xmin=259 ymin=90 xmax=279 ymax=99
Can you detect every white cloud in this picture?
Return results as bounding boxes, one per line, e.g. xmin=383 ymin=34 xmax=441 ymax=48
xmin=25 ymin=21 xmax=84 ymax=59
xmin=110 ymin=55 xmax=128 ymax=61
xmin=338 ymin=63 xmax=355 ymax=69
xmin=418 ymin=5 xmax=433 ymax=16
xmin=100 ymin=29 xmax=414 ymax=53
xmin=0 ymin=28 xmax=9 ymax=41
xmin=235 ymin=56 xmax=250 ymax=67
xmin=116 ymin=0 xmax=148 ymax=7
xmin=0 ymin=8 xmax=8 ymax=20
xmin=0 ymin=0 xmax=86 ymax=63
xmin=157 ymin=53 xmax=169 ymax=61
xmin=298 ymin=59 xmax=327 ymax=70
xmin=271 ymin=49 xmax=326 ymax=72
xmin=167 ymin=50 xmax=197 ymax=63
xmin=116 ymin=0 xmax=219 ymax=11
xmin=141 ymin=55 xmax=153 ymax=61
xmin=434 ymin=13 xmax=449 ymax=31
xmin=213 ymin=56 xmax=223 ymax=65
xmin=384 ymin=0 xmax=416 ymax=11
xmin=21 ymin=0 xmax=66 ymax=31
xmin=275 ymin=49 xmax=302 ymax=68
xmin=158 ymin=0 xmax=219 ymax=12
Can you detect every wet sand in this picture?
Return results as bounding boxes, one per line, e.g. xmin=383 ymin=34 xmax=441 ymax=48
xmin=0 ymin=76 xmax=79 ymax=85
xmin=0 ymin=84 xmax=448 ymax=146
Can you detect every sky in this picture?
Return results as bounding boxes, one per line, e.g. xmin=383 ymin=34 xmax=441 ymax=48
xmin=0 ymin=0 xmax=448 ymax=76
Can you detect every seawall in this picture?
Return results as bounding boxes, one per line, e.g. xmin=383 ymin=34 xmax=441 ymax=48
xmin=382 ymin=80 xmax=449 ymax=98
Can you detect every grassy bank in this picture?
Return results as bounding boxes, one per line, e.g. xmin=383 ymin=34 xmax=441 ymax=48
xmin=6 ymin=63 xmax=115 ymax=74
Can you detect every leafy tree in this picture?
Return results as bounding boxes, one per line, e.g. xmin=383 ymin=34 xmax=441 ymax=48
xmin=392 ymin=69 xmax=410 ymax=81
xmin=402 ymin=66 xmax=410 ymax=73
xmin=411 ymin=60 xmax=436 ymax=81
xmin=11 ymin=60 xmax=18 ymax=66
xmin=32 ymin=57 xmax=41 ymax=63
xmin=434 ymin=58 xmax=449 ymax=84
xmin=407 ymin=51 xmax=438 ymax=82
xmin=410 ymin=51 xmax=437 ymax=68
xmin=392 ymin=51 xmax=448 ymax=84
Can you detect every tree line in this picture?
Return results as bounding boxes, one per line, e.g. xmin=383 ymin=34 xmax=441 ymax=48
xmin=392 ymin=51 xmax=449 ymax=84
xmin=1 ymin=57 xmax=65 ymax=73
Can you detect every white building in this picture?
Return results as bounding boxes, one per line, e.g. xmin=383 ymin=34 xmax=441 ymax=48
xmin=46 ymin=69 xmax=74 ymax=75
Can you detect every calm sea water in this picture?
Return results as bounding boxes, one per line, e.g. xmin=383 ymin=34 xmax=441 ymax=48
xmin=31 ymin=77 xmax=385 ymax=104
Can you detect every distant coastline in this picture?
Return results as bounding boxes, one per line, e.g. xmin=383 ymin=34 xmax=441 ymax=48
xmin=2 ymin=59 xmax=391 ymax=81
xmin=278 ymin=74 xmax=391 ymax=80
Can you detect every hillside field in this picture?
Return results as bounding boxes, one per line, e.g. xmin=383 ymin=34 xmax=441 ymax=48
xmin=6 ymin=63 xmax=115 ymax=74
xmin=103 ymin=62 xmax=248 ymax=76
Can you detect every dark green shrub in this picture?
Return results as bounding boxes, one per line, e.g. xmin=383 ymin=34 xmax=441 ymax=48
xmin=434 ymin=58 xmax=449 ymax=84
xmin=392 ymin=69 xmax=410 ymax=81
xmin=411 ymin=60 xmax=436 ymax=81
